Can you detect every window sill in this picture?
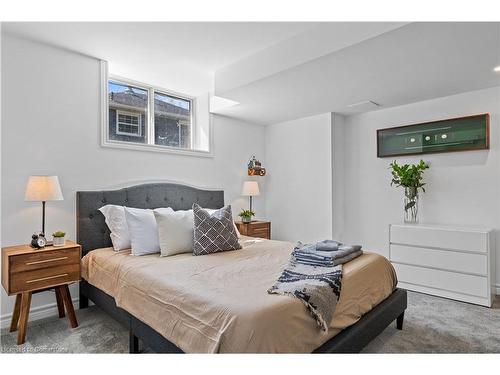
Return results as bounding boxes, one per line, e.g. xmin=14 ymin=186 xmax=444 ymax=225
xmin=101 ymin=139 xmax=214 ymax=158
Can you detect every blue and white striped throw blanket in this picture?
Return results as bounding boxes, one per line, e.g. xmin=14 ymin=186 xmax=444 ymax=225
xmin=268 ymin=240 xmax=362 ymax=331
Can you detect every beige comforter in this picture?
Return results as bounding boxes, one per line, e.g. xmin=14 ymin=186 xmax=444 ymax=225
xmin=81 ymin=237 xmax=397 ymax=353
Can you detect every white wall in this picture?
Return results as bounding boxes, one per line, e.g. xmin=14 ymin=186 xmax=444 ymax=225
xmin=264 ymin=113 xmax=332 ymax=243
xmin=339 ymin=87 xmax=500 ymax=290
xmin=331 ymin=113 xmax=346 ymax=241
xmin=0 ymin=34 xmax=266 ymax=324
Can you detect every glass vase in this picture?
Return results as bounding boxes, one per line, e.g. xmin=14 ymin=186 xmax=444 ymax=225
xmin=404 ymin=187 xmax=419 ymax=223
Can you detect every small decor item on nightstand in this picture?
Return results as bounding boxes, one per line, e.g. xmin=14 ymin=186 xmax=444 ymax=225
xmin=30 ymin=232 xmax=47 ymax=249
xmin=389 ymin=159 xmax=429 ymax=223
xmin=52 ymin=231 xmax=66 ymax=247
xmin=239 ymin=209 xmax=255 ymax=223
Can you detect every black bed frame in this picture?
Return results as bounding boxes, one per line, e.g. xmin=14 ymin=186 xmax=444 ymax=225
xmin=77 ymin=182 xmax=407 ymax=353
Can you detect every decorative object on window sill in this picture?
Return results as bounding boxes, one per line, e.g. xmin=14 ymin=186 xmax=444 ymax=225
xmin=377 ymin=114 xmax=489 ymax=157
xmin=247 ymin=155 xmax=266 ymax=176
xmin=238 ymin=209 xmax=255 ymax=223
xmin=241 ymin=181 xmax=260 ymax=219
xmin=389 ymin=160 xmax=429 ymax=224
xmin=52 ymin=231 xmax=66 ymax=247
xmin=24 ymin=175 xmax=64 ymax=236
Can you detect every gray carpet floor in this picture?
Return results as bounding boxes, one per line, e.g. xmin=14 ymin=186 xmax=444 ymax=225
xmin=1 ymin=291 xmax=499 ymax=353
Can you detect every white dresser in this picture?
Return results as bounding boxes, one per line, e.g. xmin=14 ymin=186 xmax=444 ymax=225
xmin=389 ymin=224 xmax=496 ymax=307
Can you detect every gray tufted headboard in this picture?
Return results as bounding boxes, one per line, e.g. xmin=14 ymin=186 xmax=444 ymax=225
xmin=76 ymin=182 xmax=224 ymax=255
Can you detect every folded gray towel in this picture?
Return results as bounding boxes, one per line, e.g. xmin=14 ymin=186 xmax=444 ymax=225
xmin=316 ymin=239 xmax=362 ymax=255
xmin=295 ymin=240 xmax=363 ymax=266
xmin=315 ymin=240 xmax=342 ymax=251
xmin=331 ymin=249 xmax=363 ymax=266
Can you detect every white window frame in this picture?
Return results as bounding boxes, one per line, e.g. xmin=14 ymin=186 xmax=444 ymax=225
xmin=100 ymin=61 xmax=212 ymax=157
xmin=115 ymin=110 xmax=142 ymax=137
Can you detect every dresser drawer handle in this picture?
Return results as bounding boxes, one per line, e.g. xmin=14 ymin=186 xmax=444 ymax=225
xmin=26 ymin=273 xmax=68 ymax=284
xmin=25 ymin=256 xmax=68 ymax=266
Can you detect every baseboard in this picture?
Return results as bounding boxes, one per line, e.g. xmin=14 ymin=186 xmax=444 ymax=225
xmin=496 ymin=284 xmax=500 ymax=296
xmin=1 ymin=297 xmax=79 ymax=330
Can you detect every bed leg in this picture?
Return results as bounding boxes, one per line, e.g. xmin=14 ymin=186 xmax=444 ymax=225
xmin=396 ymin=312 xmax=404 ymax=330
xmin=130 ymin=331 xmax=140 ymax=353
xmin=79 ymin=291 xmax=89 ymax=309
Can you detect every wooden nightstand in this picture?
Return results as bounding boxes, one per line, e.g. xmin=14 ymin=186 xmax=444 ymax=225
xmin=1 ymin=240 xmax=81 ymax=344
xmin=235 ymin=221 xmax=271 ymax=240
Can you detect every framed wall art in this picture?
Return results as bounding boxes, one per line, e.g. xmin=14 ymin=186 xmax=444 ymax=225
xmin=377 ymin=114 xmax=489 ymax=158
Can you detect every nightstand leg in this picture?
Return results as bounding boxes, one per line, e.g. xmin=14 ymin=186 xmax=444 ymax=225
xmin=59 ymin=285 xmax=78 ymax=328
xmin=9 ymin=294 xmax=22 ymax=332
xmin=55 ymin=288 xmax=66 ymax=318
xmin=17 ymin=292 xmax=32 ymax=345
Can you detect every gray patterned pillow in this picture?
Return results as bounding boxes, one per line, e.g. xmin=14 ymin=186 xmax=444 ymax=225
xmin=193 ymin=203 xmax=241 ymax=256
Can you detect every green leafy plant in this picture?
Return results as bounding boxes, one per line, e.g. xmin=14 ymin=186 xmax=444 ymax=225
xmin=390 ymin=159 xmax=429 ymax=191
xmin=390 ymin=160 xmax=429 ymax=212
xmin=238 ymin=210 xmax=255 ymax=219
xmin=52 ymin=231 xmax=66 ymax=238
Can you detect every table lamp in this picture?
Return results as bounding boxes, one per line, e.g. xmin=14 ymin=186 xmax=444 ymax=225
xmin=241 ymin=181 xmax=260 ymax=214
xmin=24 ymin=175 xmax=64 ymax=235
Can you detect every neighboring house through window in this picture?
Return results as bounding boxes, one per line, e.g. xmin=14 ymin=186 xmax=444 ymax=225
xmin=106 ymin=77 xmax=194 ymax=150
xmin=116 ymin=111 xmax=142 ymax=137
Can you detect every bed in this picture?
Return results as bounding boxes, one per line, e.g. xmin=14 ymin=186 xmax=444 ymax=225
xmin=77 ymin=182 xmax=407 ymax=353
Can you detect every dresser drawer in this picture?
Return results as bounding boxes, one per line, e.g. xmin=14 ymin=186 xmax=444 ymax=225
xmin=393 ymin=263 xmax=488 ymax=298
xmin=10 ymin=247 xmax=80 ymax=273
xmin=390 ymin=244 xmax=488 ymax=275
xmin=390 ymin=225 xmax=488 ymax=253
xmin=10 ymin=263 xmax=80 ymax=294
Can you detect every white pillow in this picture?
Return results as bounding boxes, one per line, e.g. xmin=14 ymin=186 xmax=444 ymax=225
xmin=124 ymin=207 xmax=172 ymax=256
xmin=98 ymin=205 xmax=130 ymax=251
xmin=154 ymin=209 xmax=194 ymax=257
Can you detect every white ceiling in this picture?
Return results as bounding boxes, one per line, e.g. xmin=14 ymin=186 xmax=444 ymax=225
xmin=215 ymin=22 xmax=500 ymax=124
xmin=1 ymin=22 xmax=316 ymax=95
xmin=3 ymin=22 xmax=500 ymax=125
xmin=214 ymin=22 xmax=407 ymax=94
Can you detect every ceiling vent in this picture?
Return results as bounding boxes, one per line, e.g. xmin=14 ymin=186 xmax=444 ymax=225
xmin=347 ymin=100 xmax=381 ymax=112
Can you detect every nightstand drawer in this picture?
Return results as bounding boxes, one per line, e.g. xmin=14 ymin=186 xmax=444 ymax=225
xmin=249 ymin=222 xmax=269 ymax=230
xmin=250 ymin=233 xmax=269 ymax=239
xmin=10 ymin=247 xmax=80 ymax=273
xmin=10 ymin=263 xmax=80 ymax=294
xmin=249 ymin=230 xmax=269 ymax=239
xmin=235 ymin=221 xmax=271 ymax=240
xmin=249 ymin=226 xmax=270 ymax=237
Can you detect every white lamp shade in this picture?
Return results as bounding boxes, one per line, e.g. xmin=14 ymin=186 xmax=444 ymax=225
xmin=241 ymin=181 xmax=260 ymax=196
xmin=24 ymin=176 xmax=64 ymax=201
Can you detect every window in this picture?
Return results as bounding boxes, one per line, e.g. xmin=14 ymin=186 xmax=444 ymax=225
xmin=154 ymin=92 xmax=191 ymax=149
xmin=105 ymin=76 xmax=197 ymax=151
xmin=116 ymin=111 xmax=142 ymax=137
xmin=108 ymin=81 xmax=148 ymax=144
